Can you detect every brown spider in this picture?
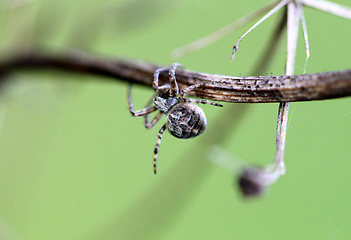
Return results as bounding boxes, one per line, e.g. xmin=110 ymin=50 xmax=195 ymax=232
xmin=127 ymin=63 xmax=223 ymax=174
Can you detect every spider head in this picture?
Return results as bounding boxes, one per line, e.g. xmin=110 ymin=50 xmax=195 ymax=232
xmin=153 ymin=95 xmax=179 ymax=113
xmin=158 ymin=87 xmax=171 ymax=98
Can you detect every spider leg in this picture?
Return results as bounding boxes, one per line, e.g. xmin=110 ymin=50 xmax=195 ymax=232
xmin=179 ymin=82 xmax=207 ymax=98
xmin=144 ymin=111 xmax=163 ymax=129
xmin=144 ymin=94 xmax=155 ymax=108
xmin=128 ymin=83 xmax=158 ymax=117
xmin=157 ymin=84 xmax=172 ymax=92
xmin=153 ymin=67 xmax=169 ymax=92
xmin=181 ymin=98 xmax=223 ymax=107
xmin=169 ymin=63 xmax=184 ymax=96
xmin=130 ymin=106 xmax=157 ymax=117
xmin=141 ymin=93 xmax=163 ymax=129
xmin=179 ymin=83 xmax=223 ymax=107
xmin=154 ymin=123 xmax=167 ymax=174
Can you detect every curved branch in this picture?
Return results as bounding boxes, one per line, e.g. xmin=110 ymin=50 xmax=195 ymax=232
xmin=0 ymin=51 xmax=350 ymax=103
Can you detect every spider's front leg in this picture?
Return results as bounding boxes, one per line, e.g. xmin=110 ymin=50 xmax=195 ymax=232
xmin=154 ymin=63 xmax=183 ymax=97
xmin=168 ymin=63 xmax=184 ymax=96
xmin=153 ymin=67 xmax=169 ymax=93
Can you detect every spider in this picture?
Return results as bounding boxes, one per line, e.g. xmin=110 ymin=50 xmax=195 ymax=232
xmin=127 ymin=63 xmax=223 ymax=174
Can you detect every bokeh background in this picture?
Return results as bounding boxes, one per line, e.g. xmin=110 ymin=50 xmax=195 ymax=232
xmin=0 ymin=0 xmax=350 ymax=239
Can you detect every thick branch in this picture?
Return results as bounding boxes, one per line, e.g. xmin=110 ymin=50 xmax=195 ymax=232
xmin=0 ymin=51 xmax=350 ymax=103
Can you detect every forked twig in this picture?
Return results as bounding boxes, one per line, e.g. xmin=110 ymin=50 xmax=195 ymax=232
xmin=231 ymin=0 xmax=290 ymax=61
xmin=173 ymin=0 xmax=350 ymax=63
xmin=171 ymin=1 xmax=277 ymax=59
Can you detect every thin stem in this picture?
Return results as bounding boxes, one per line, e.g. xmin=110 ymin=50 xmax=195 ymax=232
xmin=286 ymin=2 xmax=299 ymax=75
xmin=298 ymin=3 xmax=310 ymax=74
xmin=273 ymin=1 xmax=300 ymax=174
xmin=275 ymin=102 xmax=289 ymax=173
xmin=302 ymin=0 xmax=351 ymax=19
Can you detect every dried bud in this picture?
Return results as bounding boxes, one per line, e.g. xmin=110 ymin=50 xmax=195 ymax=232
xmin=237 ymin=168 xmax=266 ymax=198
xmin=237 ymin=163 xmax=285 ymax=198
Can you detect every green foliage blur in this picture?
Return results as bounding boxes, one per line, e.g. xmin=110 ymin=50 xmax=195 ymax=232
xmin=0 ymin=0 xmax=350 ymax=239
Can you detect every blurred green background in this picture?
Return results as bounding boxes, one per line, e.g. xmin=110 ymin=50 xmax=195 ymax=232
xmin=0 ymin=0 xmax=350 ymax=239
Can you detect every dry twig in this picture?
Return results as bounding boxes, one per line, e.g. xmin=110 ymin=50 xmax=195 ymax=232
xmin=0 ymin=51 xmax=350 ymax=104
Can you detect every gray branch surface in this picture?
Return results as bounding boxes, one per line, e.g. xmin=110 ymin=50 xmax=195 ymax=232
xmin=0 ymin=51 xmax=350 ymax=103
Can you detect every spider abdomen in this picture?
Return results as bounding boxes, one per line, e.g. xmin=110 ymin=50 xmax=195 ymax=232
xmin=167 ymin=103 xmax=207 ymax=139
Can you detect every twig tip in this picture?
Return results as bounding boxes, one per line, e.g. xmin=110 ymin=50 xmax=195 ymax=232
xmin=231 ymin=45 xmax=239 ymax=62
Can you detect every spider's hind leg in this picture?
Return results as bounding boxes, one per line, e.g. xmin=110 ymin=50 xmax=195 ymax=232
xmin=179 ymin=82 xmax=206 ymax=98
xmin=153 ymin=123 xmax=167 ymax=174
xmin=144 ymin=111 xmax=163 ymax=129
xmin=127 ymin=83 xmax=157 ymax=117
xmin=181 ymin=98 xmax=223 ymax=107
xmin=179 ymin=83 xmax=223 ymax=107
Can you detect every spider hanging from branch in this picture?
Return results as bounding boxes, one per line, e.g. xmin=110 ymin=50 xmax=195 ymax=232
xmin=127 ymin=63 xmax=223 ymax=174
